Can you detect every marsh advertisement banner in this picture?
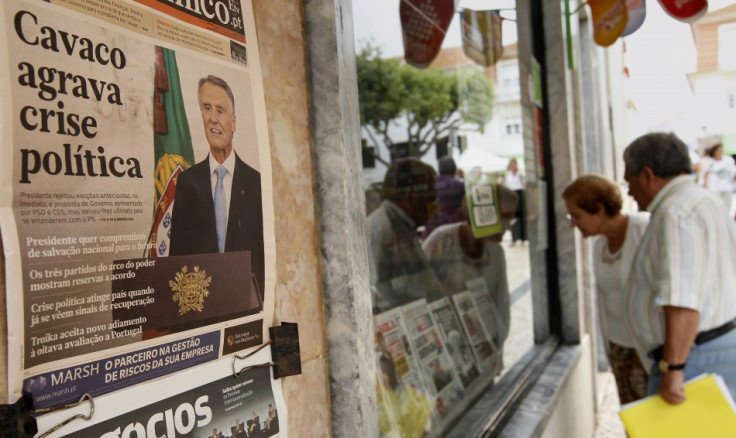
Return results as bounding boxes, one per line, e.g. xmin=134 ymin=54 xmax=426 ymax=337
xmin=25 ymin=331 xmax=221 ymax=409
xmin=0 ymin=0 xmax=275 ymax=407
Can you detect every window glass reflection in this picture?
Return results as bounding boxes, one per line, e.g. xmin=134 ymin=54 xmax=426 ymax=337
xmin=367 ymin=156 xmax=533 ymax=435
xmin=354 ymin=5 xmax=533 ymax=432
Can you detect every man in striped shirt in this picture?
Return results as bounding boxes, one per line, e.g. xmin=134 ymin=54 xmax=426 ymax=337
xmin=623 ymin=132 xmax=736 ymax=404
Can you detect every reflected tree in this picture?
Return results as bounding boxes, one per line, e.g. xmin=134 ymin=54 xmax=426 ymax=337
xmin=357 ymin=44 xmax=493 ymax=165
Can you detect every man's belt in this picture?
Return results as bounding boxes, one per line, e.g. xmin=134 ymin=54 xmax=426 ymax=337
xmin=695 ymin=319 xmax=736 ymax=345
xmin=649 ymin=319 xmax=736 ymax=361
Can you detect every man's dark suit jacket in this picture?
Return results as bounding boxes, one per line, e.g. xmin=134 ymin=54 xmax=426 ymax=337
xmin=170 ymin=153 xmax=264 ymax=296
xmin=231 ymin=423 xmax=246 ymax=438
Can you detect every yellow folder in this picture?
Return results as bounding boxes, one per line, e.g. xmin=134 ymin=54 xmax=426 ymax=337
xmin=619 ymin=374 xmax=736 ymax=437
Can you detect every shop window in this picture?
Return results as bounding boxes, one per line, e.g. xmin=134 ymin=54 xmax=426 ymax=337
xmin=355 ymin=14 xmax=546 ymax=437
xmin=347 ymin=0 xmax=570 ymax=433
xmin=367 ymin=158 xmax=533 ymax=435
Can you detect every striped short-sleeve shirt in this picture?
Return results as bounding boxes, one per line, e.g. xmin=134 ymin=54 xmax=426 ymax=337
xmin=625 ymin=175 xmax=736 ymax=369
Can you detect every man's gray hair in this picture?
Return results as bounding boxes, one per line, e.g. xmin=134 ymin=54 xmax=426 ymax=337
xmin=623 ymin=132 xmax=691 ymax=178
xmin=198 ymin=75 xmax=235 ymax=113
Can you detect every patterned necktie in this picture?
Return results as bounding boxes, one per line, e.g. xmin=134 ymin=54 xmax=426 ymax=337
xmin=214 ymin=165 xmax=227 ymax=253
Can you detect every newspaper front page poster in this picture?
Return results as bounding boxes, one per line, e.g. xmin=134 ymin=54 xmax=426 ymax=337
xmin=34 ymin=354 xmax=285 ymax=437
xmin=0 ymin=0 xmax=280 ymax=428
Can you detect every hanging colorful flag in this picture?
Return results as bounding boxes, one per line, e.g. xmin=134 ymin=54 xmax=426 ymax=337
xmin=400 ymin=0 xmax=457 ymax=68
xmin=148 ymin=46 xmax=195 ymax=258
xmin=460 ymin=9 xmax=504 ymax=67
xmin=589 ymin=0 xmax=629 ymax=47
xmin=622 ymin=0 xmax=646 ymax=36
xmin=657 ymin=0 xmax=708 ymax=22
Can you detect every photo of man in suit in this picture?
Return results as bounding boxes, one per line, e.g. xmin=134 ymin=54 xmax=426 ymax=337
xmin=170 ymin=75 xmax=265 ymax=295
xmin=247 ymin=411 xmax=260 ymax=437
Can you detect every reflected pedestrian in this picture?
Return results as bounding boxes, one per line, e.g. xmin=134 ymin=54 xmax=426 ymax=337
xmin=422 ymin=185 xmax=517 ymax=377
xmin=422 ymin=156 xmax=465 ymax=239
xmin=502 ymin=158 xmax=526 ymax=246
xmin=367 ymin=158 xmax=445 ymax=312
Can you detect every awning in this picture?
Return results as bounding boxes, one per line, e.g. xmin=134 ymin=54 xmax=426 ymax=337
xmin=456 ymin=146 xmax=509 ymax=173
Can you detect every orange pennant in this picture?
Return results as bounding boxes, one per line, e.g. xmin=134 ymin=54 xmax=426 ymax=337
xmin=589 ymin=0 xmax=629 ymax=47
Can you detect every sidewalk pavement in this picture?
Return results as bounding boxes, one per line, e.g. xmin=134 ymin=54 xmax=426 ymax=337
xmin=594 ymin=371 xmax=627 ymax=438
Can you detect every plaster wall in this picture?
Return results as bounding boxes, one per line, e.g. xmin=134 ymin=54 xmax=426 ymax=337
xmin=252 ymin=1 xmax=332 ymax=435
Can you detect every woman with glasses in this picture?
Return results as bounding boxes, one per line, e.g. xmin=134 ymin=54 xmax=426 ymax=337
xmin=562 ymin=175 xmax=650 ymax=404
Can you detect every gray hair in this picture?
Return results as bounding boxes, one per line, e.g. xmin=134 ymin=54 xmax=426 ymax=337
xmin=198 ymin=75 xmax=235 ymax=113
xmin=623 ymin=132 xmax=691 ymax=178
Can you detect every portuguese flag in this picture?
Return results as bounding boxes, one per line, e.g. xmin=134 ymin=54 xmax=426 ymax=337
xmin=147 ymin=46 xmax=195 ymax=258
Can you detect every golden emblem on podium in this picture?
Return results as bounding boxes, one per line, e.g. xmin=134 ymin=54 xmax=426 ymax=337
xmin=169 ymin=265 xmax=212 ymax=315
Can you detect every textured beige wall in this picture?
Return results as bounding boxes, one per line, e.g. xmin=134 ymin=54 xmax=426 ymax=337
xmin=252 ymin=1 xmax=332 ymax=436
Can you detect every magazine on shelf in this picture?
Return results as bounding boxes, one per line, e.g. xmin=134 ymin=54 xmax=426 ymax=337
xmin=452 ymin=291 xmax=496 ymax=366
xmin=400 ymin=299 xmax=465 ymax=420
xmin=428 ymin=297 xmax=482 ymax=388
